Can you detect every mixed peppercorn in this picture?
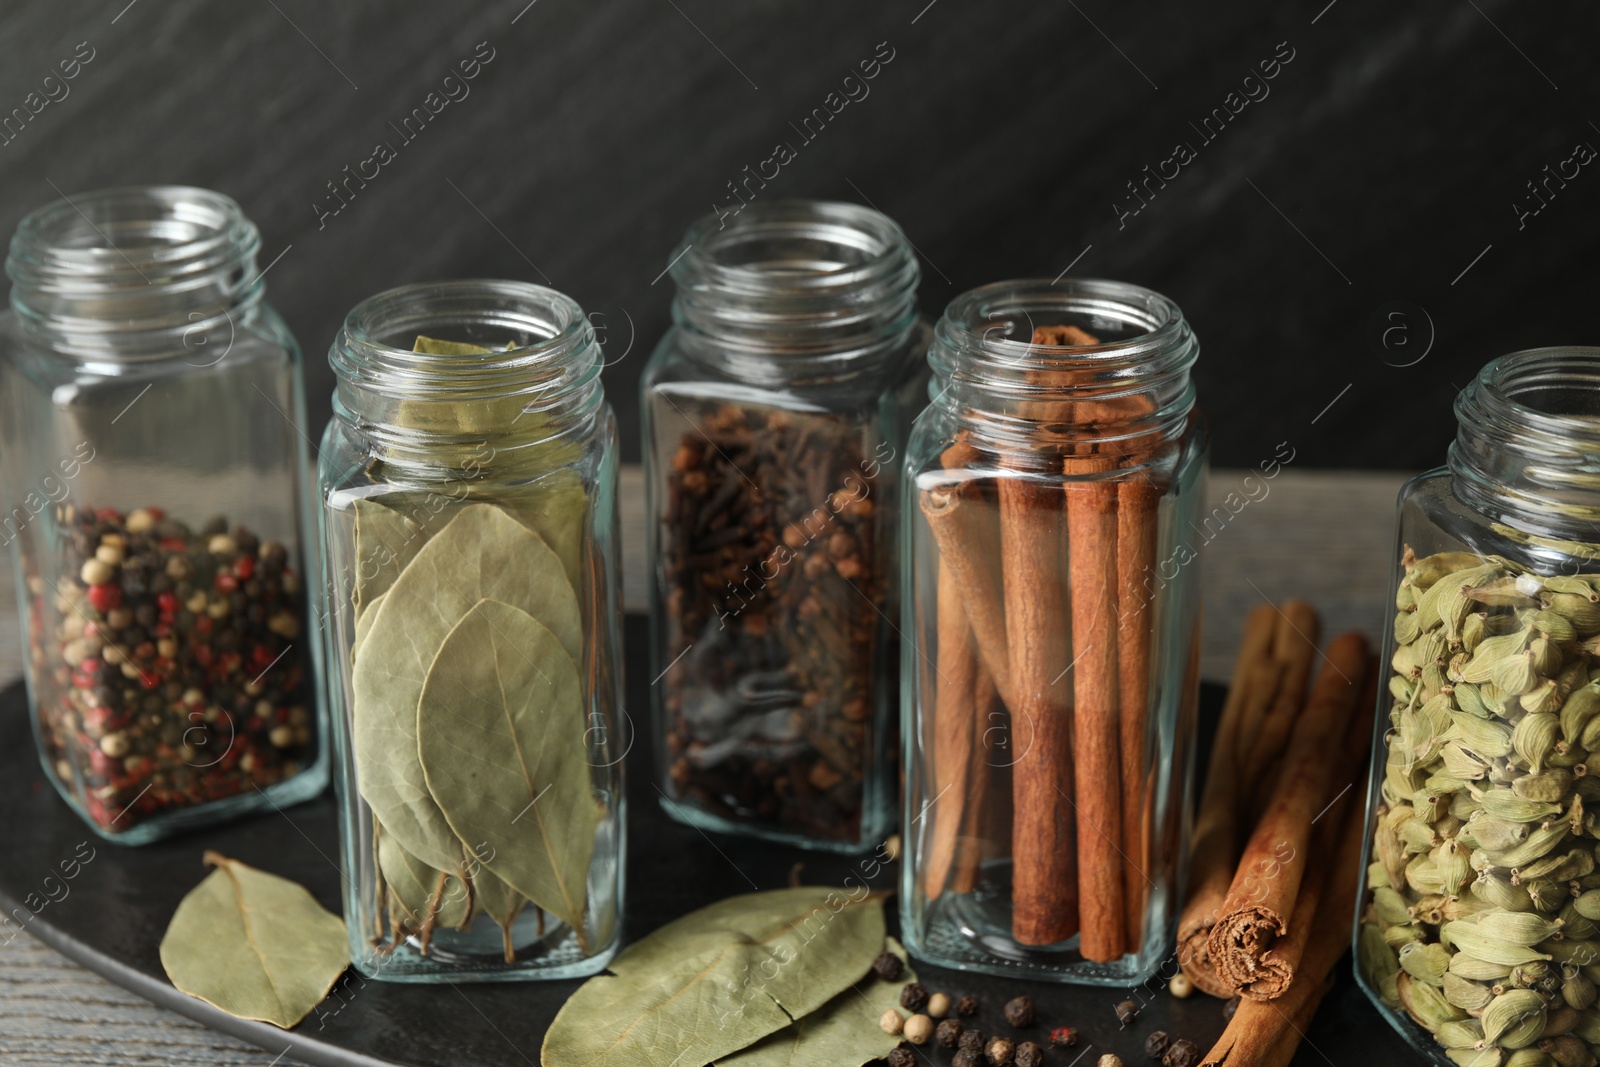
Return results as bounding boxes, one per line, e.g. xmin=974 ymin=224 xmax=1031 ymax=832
xmin=25 ymin=504 xmax=310 ymax=832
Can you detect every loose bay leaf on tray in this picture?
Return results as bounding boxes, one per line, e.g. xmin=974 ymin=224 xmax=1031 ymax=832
xmin=541 ymin=888 xmax=887 ymax=1067
xmin=351 ymin=503 xmax=582 ymax=873
xmin=159 ymin=852 xmax=348 ymax=1030
xmin=716 ymin=938 xmax=916 ymax=1067
xmin=417 ymin=598 xmax=595 ymax=934
xmin=352 ymin=499 xmax=422 ymax=611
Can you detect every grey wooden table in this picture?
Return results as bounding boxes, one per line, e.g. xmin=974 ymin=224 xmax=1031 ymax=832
xmin=0 ymin=466 xmax=1407 ymax=1066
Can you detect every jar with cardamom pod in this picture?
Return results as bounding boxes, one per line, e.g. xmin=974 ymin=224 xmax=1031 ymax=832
xmin=0 ymin=186 xmax=322 ymax=844
xmin=641 ymin=199 xmax=930 ymax=850
xmin=1357 ymin=347 xmax=1600 ymax=1063
xmin=900 ymin=278 xmax=1208 ymax=984
xmin=317 ymin=280 xmax=623 ymax=981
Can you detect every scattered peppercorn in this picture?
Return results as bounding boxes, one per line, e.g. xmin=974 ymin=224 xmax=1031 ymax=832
xmin=1004 ymin=995 xmax=1036 ymax=1027
xmin=928 ymin=992 xmax=952 ymax=1019
xmin=937 ymin=1019 xmax=965 ymax=1049
xmin=1222 ymin=996 xmax=1241 ymax=1022
xmin=901 ymin=982 xmax=930 ymax=1013
xmin=880 ymin=1008 xmax=905 ymax=1035
xmin=1144 ymin=1030 xmax=1171 ymax=1058
xmin=956 ymin=994 xmax=980 ymax=1017
xmin=1163 ymin=1039 xmax=1200 ymax=1067
xmin=954 ymin=1052 xmax=981 ymax=1067
xmin=987 ymin=1036 xmax=1016 ymax=1067
xmin=1050 ymin=1026 xmax=1078 ymax=1049
xmin=872 ymin=951 xmax=904 ymax=982
xmin=905 ymin=1014 xmax=935 ymax=1046
xmin=1115 ymin=999 xmax=1141 ymax=1026
xmin=1168 ymin=973 xmax=1194 ymax=999
xmin=961 ymin=1029 xmax=987 ymax=1054
xmin=887 ymin=1046 xmax=917 ymax=1067
xmin=1016 ymin=1042 xmax=1045 ymax=1067
xmin=1099 ymin=1057 xmax=1124 ymax=1067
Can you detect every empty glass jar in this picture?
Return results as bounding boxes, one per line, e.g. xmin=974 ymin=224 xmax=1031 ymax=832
xmin=641 ymin=200 xmax=929 ymax=851
xmin=901 ymin=278 xmax=1207 ymax=983
xmin=1357 ymin=347 xmax=1600 ymax=1065
xmin=0 ymin=185 xmax=322 ymax=843
xmin=317 ymin=280 xmax=624 ymax=981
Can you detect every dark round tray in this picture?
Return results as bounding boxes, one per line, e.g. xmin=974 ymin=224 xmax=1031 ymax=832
xmin=0 ymin=616 xmax=1412 ymax=1066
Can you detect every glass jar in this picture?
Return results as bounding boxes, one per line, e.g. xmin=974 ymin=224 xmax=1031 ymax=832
xmin=0 ymin=185 xmax=322 ymax=844
xmin=641 ymin=199 xmax=930 ymax=851
xmin=900 ymin=278 xmax=1207 ymax=984
xmin=1356 ymin=347 xmax=1600 ymax=1064
xmin=317 ymin=280 xmax=623 ymax=982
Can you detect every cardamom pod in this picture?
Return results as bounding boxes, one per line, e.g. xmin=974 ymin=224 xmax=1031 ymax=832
xmin=1444 ymin=972 xmax=1497 ymax=1013
xmin=1517 ymin=770 xmax=1577 ymax=803
xmin=1451 ymin=951 xmax=1517 ymax=980
xmin=1547 ymin=592 xmax=1600 ymax=637
xmin=1459 ymin=680 xmax=1494 ymax=717
xmin=1378 ymin=808 xmax=1413 ymax=888
xmin=1507 ymin=1051 xmax=1558 ymax=1067
xmin=1563 ymin=964 xmax=1599 ymax=1011
xmin=1403 ymin=816 xmax=1445 ymax=853
xmin=1401 ymin=940 xmax=1454 ymax=985
xmin=1539 ymin=938 xmax=1600 ymax=966
xmin=1483 ymin=988 xmax=1550 ymax=1048
xmin=1476 ymin=789 xmax=1566 ymax=824
xmin=1526 ymin=879 xmax=1567 ymax=914
xmin=1541 ymin=1004 xmax=1582 ymax=1040
xmin=1532 ymin=637 xmax=1566 ymax=676
xmin=1466 ymin=630 xmax=1537 ymax=684
xmin=1539 ymin=1034 xmax=1596 ymax=1067
xmin=1564 ymin=686 xmax=1600 ymax=744
xmin=1386 ymin=921 xmax=1428 ymax=948
xmin=1360 ymin=921 xmax=1401 ymax=991
xmin=1545 ymin=577 xmax=1600 ymax=598
xmin=1488 ymin=823 xmax=1572 ymax=871
xmin=1399 ymin=581 xmax=1419 ymax=611
xmin=1574 ymin=890 xmax=1600 ymax=922
xmin=1396 ymin=609 xmax=1424 ymax=646
xmin=1484 ymin=681 xmax=1515 ymax=715
xmin=1444 ymin=919 xmax=1557 ymax=965
xmin=1445 ymin=894 xmax=1496 ymax=921
xmin=1410 ymin=856 xmax=1448 ymax=895
xmin=1402 ymin=970 xmax=1473 ymax=1032
xmin=1520 ymin=847 xmax=1595 ymax=885
xmin=1558 ymin=659 xmax=1592 ymax=702
xmin=1393 ymin=673 xmax=1420 ymax=704
xmin=1466 ymin=613 xmax=1492 ymax=653
xmin=1496 ymin=651 xmax=1544 ymax=698
xmin=1581 ymin=712 xmax=1600 ymax=753
xmin=1469 ymin=577 xmax=1545 ymax=609
xmin=1529 ymin=610 xmax=1580 ymax=646
xmin=1559 ymin=903 xmax=1600 ymax=943
xmin=1374 ymin=884 xmax=1415 ymax=925
xmin=1526 ymin=681 xmax=1567 ymax=716
xmin=1437 ymin=1017 xmax=1490 ymax=1049
xmin=1517 ymin=714 xmax=1564 ymax=772
xmin=1369 ymin=860 xmax=1393 ymax=890
xmin=1569 ymin=1008 xmax=1600 ymax=1043
xmin=1479 ymin=911 xmax=1566 ymax=947
xmin=1438 ymin=839 xmax=1476 ymax=895
xmin=1476 ymin=872 xmax=1538 ymax=913
xmin=1411 ymin=550 xmax=1497 ymax=589
xmin=1475 ymin=813 xmax=1535 ymax=851
xmin=1452 ymin=718 xmax=1519 ymax=761
xmin=1449 ymin=1049 xmax=1506 ymax=1067
xmin=1511 ymin=961 xmax=1556 ymax=988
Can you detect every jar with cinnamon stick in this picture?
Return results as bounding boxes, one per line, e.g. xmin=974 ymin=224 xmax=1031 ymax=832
xmin=1357 ymin=348 xmax=1600 ymax=1067
xmin=642 ymin=200 xmax=930 ymax=849
xmin=900 ymin=278 xmax=1206 ymax=983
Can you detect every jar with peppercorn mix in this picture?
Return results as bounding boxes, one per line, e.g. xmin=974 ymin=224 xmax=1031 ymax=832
xmin=317 ymin=280 xmax=624 ymax=980
xmin=641 ymin=199 xmax=930 ymax=850
xmin=0 ymin=186 xmax=322 ymax=844
xmin=1357 ymin=348 xmax=1600 ymax=1066
xmin=900 ymin=278 xmax=1207 ymax=983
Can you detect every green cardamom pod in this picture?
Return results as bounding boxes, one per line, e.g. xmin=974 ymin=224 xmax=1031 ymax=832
xmin=1477 ymin=789 xmax=1566 ymax=823
xmin=1378 ymin=808 xmax=1413 ymax=888
xmin=1386 ymin=922 xmax=1428 ymax=948
xmin=1557 ymin=659 xmax=1591 ymax=700
xmin=1396 ymin=609 xmax=1423 ymax=646
xmin=1529 ymin=610 xmax=1580 ymax=646
xmin=1399 ymin=581 xmax=1419 ymax=611
xmin=1426 ymin=659 xmax=1454 ymax=698
xmin=1511 ymin=961 xmax=1555 ymax=988
xmin=1402 ymin=816 xmax=1444 ymax=853
xmin=1484 ymin=682 xmax=1515 ymax=716
xmin=1450 ymin=1049 xmax=1506 ymax=1067
xmin=1444 ymin=920 xmax=1556 ymax=965
xmin=1563 ymin=686 xmax=1600 ymax=745
xmin=1507 ymin=1051 xmax=1557 ymax=1067
xmin=1488 ymin=823 xmax=1571 ymax=870
xmin=1516 ymin=769 xmax=1577 ymax=803
xmin=1458 ymin=680 xmax=1493 ymax=717
xmin=1526 ymin=681 xmax=1567 ymax=716
xmin=1359 ymin=921 xmax=1400 ymax=989
xmin=1410 ymin=856 xmax=1448 ymax=895
xmin=1417 ymin=790 xmax=1455 ymax=825
xmin=1467 ymin=630 xmax=1537 ymax=684
xmin=1476 ymin=872 xmax=1538 ymax=913
xmin=1445 ymin=894 xmax=1496 ymax=921
xmin=1418 ymin=572 xmax=1456 ymax=632
xmin=1532 ymin=637 xmax=1567 ymax=677
xmin=1526 ymin=879 xmax=1567 ymax=914
xmin=1451 ymin=718 xmax=1519 ymax=760
xmin=1479 ymin=910 xmax=1566 ymax=947
xmin=1444 ymin=581 xmax=1479 ymax=640
xmin=1520 ymin=848 xmax=1594 ymax=885
xmin=1369 ymin=859 xmax=1393 ymax=889
xmin=1483 ymin=988 xmax=1550 ymax=1048
xmin=1432 ymin=770 xmax=1480 ymax=799
xmin=1581 ymin=712 xmax=1600 ymax=753
xmin=1443 ymin=973 xmax=1496 ymax=1014
xmin=1563 ymin=965 xmax=1599 ymax=1011
xmin=1547 ymin=592 xmax=1600 ymax=637
xmin=1401 ymin=970 xmax=1472 ymax=1032
xmin=1411 ymin=551 xmax=1497 ymax=589
xmin=1496 ymin=651 xmax=1544 ymax=697
xmin=1547 ymin=577 xmax=1600 ymax=598
xmin=1541 ymin=1003 xmax=1582 ymax=1040
xmin=1475 ymin=813 xmax=1535 ymax=851
xmin=1574 ymin=890 xmax=1600 ymax=922
xmin=1374 ymin=885 xmax=1415 ymax=925
xmin=1538 ymin=938 xmax=1600 ymax=966
xmin=1395 ymin=641 xmax=1424 ymax=678
xmin=1538 ymin=1034 xmax=1595 ymax=1067
xmin=1559 ymin=903 xmax=1600 ymax=943
xmin=1568 ymin=1008 xmax=1600 ymax=1043
xmin=1547 ymin=742 xmax=1586 ymax=769
xmin=1468 ymin=577 xmax=1544 ymax=609
xmin=1438 ymin=839 xmax=1476 ymax=895
xmin=1401 ymin=940 xmax=1454 ymax=985
xmin=1465 ymin=613 xmax=1492 ymax=653
xmin=1392 ymin=674 xmax=1419 ymax=705
xmin=1437 ymin=1017 xmax=1490 ymax=1048
xmin=1518 ymin=713 xmax=1565 ymax=772
xmin=1451 ymin=951 xmax=1518 ymax=980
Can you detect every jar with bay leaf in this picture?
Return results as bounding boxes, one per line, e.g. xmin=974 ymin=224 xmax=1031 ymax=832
xmin=1356 ymin=348 xmax=1600 ymax=1066
xmin=642 ymin=200 xmax=930 ymax=850
xmin=317 ymin=280 xmax=623 ymax=981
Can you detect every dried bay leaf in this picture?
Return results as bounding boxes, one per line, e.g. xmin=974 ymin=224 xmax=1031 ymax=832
xmin=417 ymin=598 xmax=595 ymax=935
xmin=541 ymin=888 xmax=887 ymax=1067
xmin=378 ymin=828 xmax=470 ymax=933
xmin=352 ymin=499 xmax=422 ymax=610
xmin=716 ymin=939 xmax=916 ymax=1067
xmin=159 ymin=852 xmax=348 ymax=1029
xmin=351 ymin=503 xmax=581 ymax=873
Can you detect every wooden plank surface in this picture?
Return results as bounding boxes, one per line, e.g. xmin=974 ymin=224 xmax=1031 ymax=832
xmin=0 ymin=466 xmax=1408 ymax=1066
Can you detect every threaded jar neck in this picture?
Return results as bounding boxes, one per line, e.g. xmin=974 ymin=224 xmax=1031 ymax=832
xmin=1449 ymin=346 xmax=1600 ymax=544
xmin=330 ymin=280 xmax=603 ymax=471
xmin=6 ymin=185 xmax=263 ymax=360
xmin=667 ymin=199 xmax=920 ymax=385
xmin=928 ymin=277 xmax=1198 ymax=458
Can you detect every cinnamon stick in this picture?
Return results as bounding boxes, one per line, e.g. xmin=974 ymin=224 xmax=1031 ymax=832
xmin=920 ymin=452 xmax=1011 ymax=707
xmin=1206 ymin=632 xmax=1369 ymax=996
xmin=1201 ymin=796 xmax=1365 ymax=1067
xmin=952 ymin=661 xmax=1000 ymax=894
xmin=1002 ymin=471 xmax=1079 ymax=945
xmin=1115 ymin=470 xmax=1161 ymax=949
xmin=1177 ymin=603 xmax=1278 ymax=997
xmin=1064 ymin=450 xmax=1124 ymax=961
xmin=1242 ymin=601 xmax=1320 ymax=818
xmin=924 ymin=561 xmax=982 ymax=899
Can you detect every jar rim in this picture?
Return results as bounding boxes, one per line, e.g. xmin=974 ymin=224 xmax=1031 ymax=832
xmin=1464 ymin=346 xmax=1600 ymax=441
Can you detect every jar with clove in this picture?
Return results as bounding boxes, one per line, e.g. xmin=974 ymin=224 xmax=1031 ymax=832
xmin=0 ymin=186 xmax=322 ymax=843
xmin=641 ymin=200 xmax=930 ymax=849
xmin=900 ymin=278 xmax=1207 ymax=982
xmin=1356 ymin=348 xmax=1600 ymax=1066
xmin=316 ymin=281 xmax=624 ymax=980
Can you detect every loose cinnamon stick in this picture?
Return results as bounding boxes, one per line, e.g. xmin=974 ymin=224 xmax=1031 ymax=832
xmin=1115 ymin=471 xmax=1161 ymax=949
xmin=1064 ymin=450 xmax=1124 ymax=961
xmin=1201 ymin=797 xmax=1365 ymax=1067
xmin=1177 ymin=603 xmax=1278 ymax=997
xmin=1002 ymin=471 xmax=1079 ymax=946
xmin=924 ymin=561 xmax=982 ymax=900
xmin=1242 ymin=601 xmax=1320 ymax=817
xmin=1206 ymin=632 xmax=1369 ymax=996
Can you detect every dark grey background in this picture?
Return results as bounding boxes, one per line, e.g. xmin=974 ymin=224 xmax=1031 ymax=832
xmin=1 ymin=0 xmax=1595 ymax=468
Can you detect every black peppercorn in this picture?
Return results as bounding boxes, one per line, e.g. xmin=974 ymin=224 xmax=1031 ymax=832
xmin=887 ymin=1046 xmax=917 ymax=1067
xmin=900 ymin=982 xmax=930 ymax=1013
xmin=1144 ymin=1030 xmax=1171 ymax=1058
xmin=956 ymin=993 xmax=980 ymax=1017
xmin=1163 ymin=1039 xmax=1200 ymax=1067
xmin=1004 ymin=995 xmax=1035 ymax=1027
xmin=1016 ymin=1042 xmax=1045 ymax=1067
xmin=954 ymin=1052 xmax=981 ymax=1067
xmin=871 ymin=951 xmax=904 ymax=982
xmin=961 ymin=1029 xmax=986 ymax=1054
xmin=1115 ymin=999 xmax=1141 ymax=1026
xmin=937 ymin=1019 xmax=965 ymax=1049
